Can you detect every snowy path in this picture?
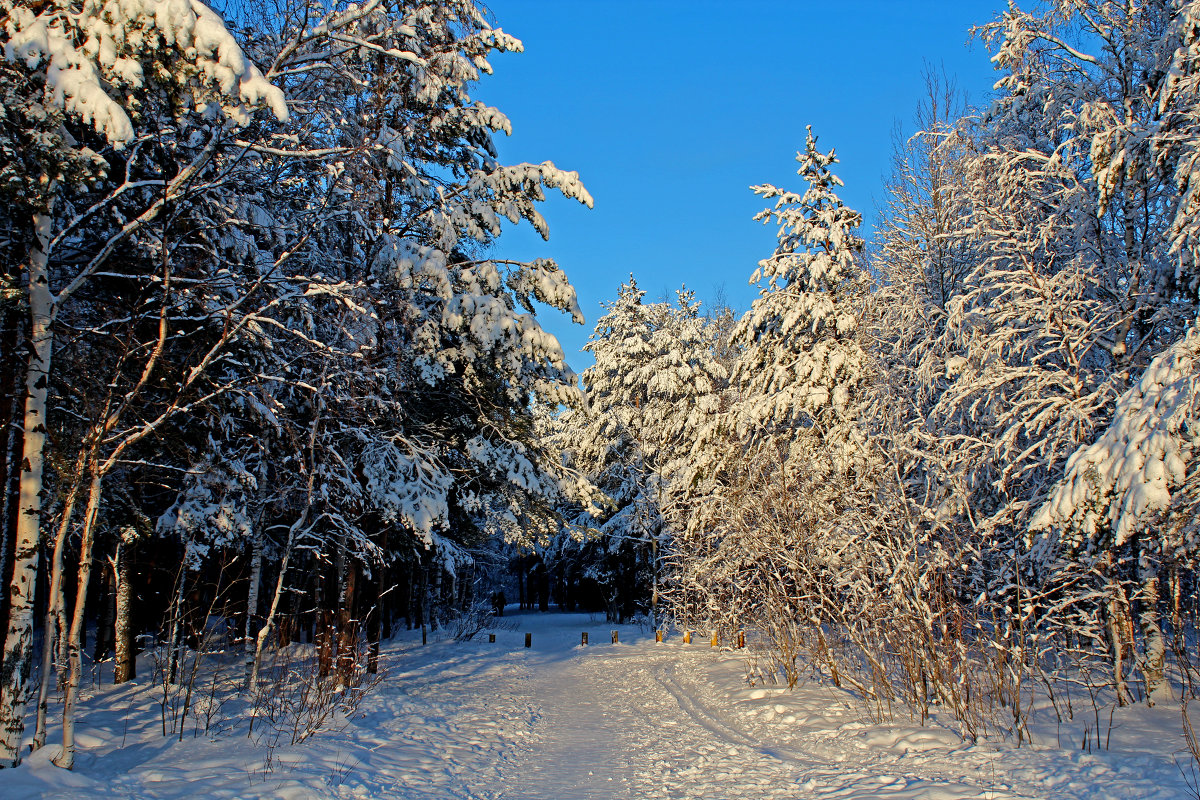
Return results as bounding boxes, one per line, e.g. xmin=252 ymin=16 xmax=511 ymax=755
xmin=501 ymin=651 xmax=631 ymax=798
xmin=9 ymin=611 xmax=1192 ymax=799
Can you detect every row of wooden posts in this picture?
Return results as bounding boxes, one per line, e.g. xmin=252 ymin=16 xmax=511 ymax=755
xmin=656 ymin=629 xmax=746 ymax=648
xmin=478 ymin=630 xmax=748 ymax=648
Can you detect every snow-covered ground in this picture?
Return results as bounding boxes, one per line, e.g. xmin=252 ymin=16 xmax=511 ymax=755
xmin=9 ymin=610 xmax=1193 ymax=799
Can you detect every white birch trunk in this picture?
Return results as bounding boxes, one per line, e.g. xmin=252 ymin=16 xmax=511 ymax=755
xmin=0 ymin=207 xmax=55 ymax=767
xmin=0 ymin=309 xmax=24 ymax=597
xmin=165 ymin=553 xmax=189 ymax=686
xmin=52 ymin=472 xmax=103 ymax=770
xmin=245 ymin=510 xmax=304 ymax=692
xmin=31 ymin=481 xmax=82 ymax=751
xmin=241 ymin=526 xmax=264 ymax=688
xmin=113 ymin=538 xmax=135 ymax=684
xmin=1137 ymin=555 xmax=1165 ymax=704
xmin=30 ymin=572 xmax=60 ymax=753
xmin=1108 ymin=579 xmax=1134 ymax=707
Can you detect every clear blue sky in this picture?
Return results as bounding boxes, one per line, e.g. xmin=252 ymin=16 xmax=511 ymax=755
xmin=478 ymin=0 xmax=1002 ymax=371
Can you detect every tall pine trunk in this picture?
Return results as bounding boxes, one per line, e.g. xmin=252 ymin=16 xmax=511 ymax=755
xmin=336 ymin=557 xmax=358 ymax=684
xmin=92 ymin=556 xmax=115 ymax=664
xmin=0 ymin=206 xmax=56 ymax=768
xmin=367 ymin=530 xmax=388 ymax=675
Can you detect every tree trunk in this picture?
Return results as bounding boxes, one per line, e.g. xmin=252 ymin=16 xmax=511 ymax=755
xmin=368 ymin=528 xmax=388 ymax=671
xmin=367 ymin=555 xmax=384 ymax=675
xmin=517 ymin=561 xmax=526 ymax=610
xmin=651 ymin=534 xmax=658 ymax=631
xmin=406 ymin=563 xmax=416 ymax=630
xmin=52 ymin=471 xmax=104 ymax=770
xmin=241 ymin=525 xmax=263 ymax=687
xmin=31 ymin=545 xmax=63 ymax=753
xmin=1106 ymin=566 xmax=1134 ymax=707
xmin=428 ymin=565 xmax=440 ymax=632
xmin=165 ymin=539 xmax=192 ymax=687
xmin=415 ymin=565 xmax=426 ymax=632
xmin=1136 ymin=553 xmax=1165 ymax=704
xmin=92 ymin=555 xmax=115 ymax=664
xmin=316 ymin=609 xmax=335 ymax=678
xmin=32 ymin=479 xmax=84 ymax=751
xmin=0 ymin=207 xmax=56 ymax=768
xmin=246 ymin=510 xmax=304 ymax=691
xmin=336 ymin=558 xmax=358 ymax=684
xmin=113 ymin=537 xmax=136 ymax=684
xmin=0 ymin=301 xmax=26 ymax=643
xmin=537 ymin=564 xmax=549 ymax=613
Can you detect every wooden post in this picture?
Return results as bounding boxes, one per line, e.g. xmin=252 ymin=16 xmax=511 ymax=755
xmin=581 ymin=632 xmax=588 ymax=646
xmin=611 ymin=630 xmax=618 ymax=644
xmin=525 ymin=632 xmax=532 ymax=648
xmin=655 ymin=630 xmax=663 ymax=643
xmin=422 ymin=623 xmax=427 ymax=645
xmin=683 ymin=630 xmax=691 ymax=644
xmin=711 ymin=631 xmax=719 ymax=648
xmin=488 ymin=633 xmax=496 ymax=643
xmin=737 ymin=630 xmax=745 ymax=649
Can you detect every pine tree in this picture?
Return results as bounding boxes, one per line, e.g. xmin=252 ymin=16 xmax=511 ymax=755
xmin=725 ymin=126 xmax=870 ymax=473
xmin=678 ymin=129 xmax=879 ymax=683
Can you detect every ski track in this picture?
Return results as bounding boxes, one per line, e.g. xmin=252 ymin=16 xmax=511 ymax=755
xmin=8 ymin=612 xmax=1192 ymax=799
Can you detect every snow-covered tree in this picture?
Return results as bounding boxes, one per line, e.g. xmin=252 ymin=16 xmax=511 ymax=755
xmin=0 ymin=0 xmax=286 ymax=766
xmin=890 ymin=0 xmax=1200 ymax=707
xmin=0 ymin=0 xmax=593 ymax=769
xmin=876 ymin=67 xmax=976 ymax=316
xmin=726 ymin=128 xmax=870 ymax=459
xmin=675 ymin=129 xmax=882 ymax=683
xmin=1033 ymin=316 xmax=1200 ymax=702
xmin=551 ymin=280 xmax=725 ymax=624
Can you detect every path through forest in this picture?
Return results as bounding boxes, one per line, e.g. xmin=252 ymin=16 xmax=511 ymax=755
xmin=7 ymin=610 xmax=1190 ymax=799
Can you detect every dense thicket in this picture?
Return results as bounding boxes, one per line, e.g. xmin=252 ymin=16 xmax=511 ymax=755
xmin=558 ymin=0 xmax=1200 ymax=745
xmin=0 ymin=0 xmax=593 ymax=768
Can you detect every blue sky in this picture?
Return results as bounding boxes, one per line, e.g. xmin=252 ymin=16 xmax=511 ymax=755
xmin=478 ymin=1 xmax=1003 ymax=371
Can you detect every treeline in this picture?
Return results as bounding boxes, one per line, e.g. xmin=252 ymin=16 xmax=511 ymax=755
xmin=5 ymin=0 xmax=1200 ymax=775
xmin=0 ymin=0 xmax=595 ymax=769
xmin=551 ymin=0 xmax=1200 ymax=743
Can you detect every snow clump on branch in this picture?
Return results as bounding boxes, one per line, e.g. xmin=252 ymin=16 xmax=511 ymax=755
xmin=2 ymin=0 xmax=286 ymax=148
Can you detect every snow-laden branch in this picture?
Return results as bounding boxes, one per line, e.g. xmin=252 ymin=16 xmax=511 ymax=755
xmin=1032 ymin=317 xmax=1200 ymax=548
xmin=2 ymin=0 xmax=286 ymax=148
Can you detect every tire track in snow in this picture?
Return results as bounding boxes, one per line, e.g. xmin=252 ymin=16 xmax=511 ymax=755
xmin=656 ymin=661 xmax=802 ymax=763
xmin=648 ymin=652 xmax=1043 ymax=800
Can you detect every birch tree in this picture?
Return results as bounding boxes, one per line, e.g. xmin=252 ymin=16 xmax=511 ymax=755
xmin=0 ymin=0 xmax=286 ymax=766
